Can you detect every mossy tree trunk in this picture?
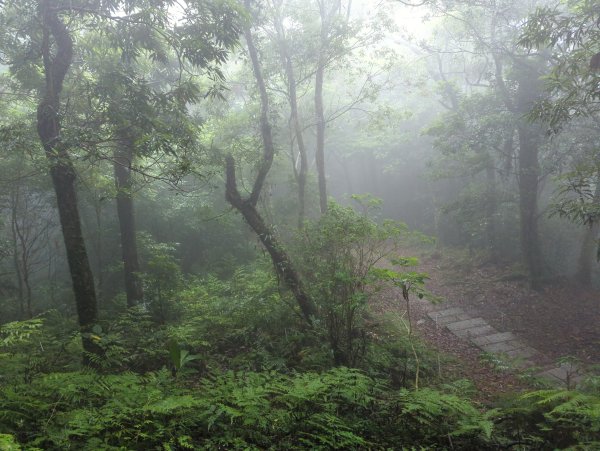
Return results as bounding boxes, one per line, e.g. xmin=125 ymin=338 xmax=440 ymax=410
xmin=37 ymin=1 xmax=100 ymax=362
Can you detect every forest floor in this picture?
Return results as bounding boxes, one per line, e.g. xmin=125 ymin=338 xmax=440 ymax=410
xmin=373 ymin=245 xmax=600 ymax=401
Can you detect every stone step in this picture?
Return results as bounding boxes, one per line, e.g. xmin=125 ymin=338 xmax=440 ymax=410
xmin=505 ymin=346 xmax=538 ymax=360
xmin=427 ymin=311 xmax=472 ymax=325
xmin=536 ymin=363 xmax=585 ymax=388
xmin=453 ymin=324 xmax=497 ymax=339
xmin=446 ymin=317 xmax=487 ymax=332
xmin=425 ymin=301 xmax=589 ymax=385
xmin=472 ymin=332 xmax=517 ymax=347
xmin=430 ymin=307 xmax=465 ymax=317
xmin=481 ymin=339 xmax=526 ymax=354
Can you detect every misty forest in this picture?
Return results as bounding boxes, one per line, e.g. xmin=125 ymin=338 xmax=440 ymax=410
xmin=2 ymin=0 xmax=600 ymax=449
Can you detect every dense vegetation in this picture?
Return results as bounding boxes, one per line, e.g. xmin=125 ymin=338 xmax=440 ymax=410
xmin=1 ymin=0 xmax=600 ymax=449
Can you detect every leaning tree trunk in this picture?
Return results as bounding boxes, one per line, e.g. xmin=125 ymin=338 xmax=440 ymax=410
xmin=114 ymin=133 xmax=143 ymax=307
xmin=37 ymin=1 xmax=100 ymax=361
xmin=226 ymin=158 xmax=315 ymax=322
xmin=224 ymin=3 xmax=316 ymax=323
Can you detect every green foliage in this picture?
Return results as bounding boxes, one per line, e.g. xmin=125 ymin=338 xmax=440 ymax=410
xmin=2 ymin=265 xmax=600 ymax=449
xmin=297 ymin=201 xmax=418 ymax=366
xmin=495 ymin=386 xmax=600 ymax=449
xmin=0 ymin=364 xmax=502 ymax=450
xmin=167 ymin=339 xmax=201 ymax=377
xmin=520 ymin=1 xmax=600 ymax=127
xmin=93 ymin=307 xmax=172 ymax=373
xmin=138 ymin=232 xmax=184 ymax=323
xmin=0 ymin=318 xmax=44 ymax=347
xmin=0 ymin=312 xmax=81 ymax=383
xmin=550 ymin=170 xmax=600 ymax=227
xmin=392 ymin=388 xmax=495 ymax=444
xmin=172 ymin=264 xmax=314 ymax=372
xmin=0 ymin=434 xmax=20 ymax=450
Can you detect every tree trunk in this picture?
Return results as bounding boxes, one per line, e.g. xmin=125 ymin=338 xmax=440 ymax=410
xmin=93 ymin=199 xmax=104 ymax=305
xmin=287 ymin=55 xmax=308 ymax=229
xmin=515 ymin=66 xmax=544 ymax=288
xmin=10 ymin=191 xmax=25 ymax=319
xmin=314 ymin=0 xmax=336 ymax=215
xmin=273 ymin=4 xmax=308 ymax=228
xmin=114 ymin=133 xmax=143 ymax=307
xmin=37 ymin=1 xmax=100 ymax=361
xmin=315 ymin=58 xmax=327 ymax=214
xmin=576 ymin=180 xmax=600 ymax=286
xmin=226 ymin=158 xmax=316 ymax=322
xmin=485 ymin=162 xmax=499 ymax=261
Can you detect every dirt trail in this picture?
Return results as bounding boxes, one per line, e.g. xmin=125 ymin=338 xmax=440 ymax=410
xmin=415 ymin=249 xmax=600 ymax=364
xmin=373 ymin=247 xmax=600 ymax=399
xmin=374 ymin=283 xmax=531 ymax=402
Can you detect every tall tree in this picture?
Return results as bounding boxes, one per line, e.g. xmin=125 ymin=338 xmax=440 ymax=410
xmin=113 ymin=130 xmax=144 ymax=306
xmin=225 ymin=2 xmax=316 ymax=323
xmin=314 ymin=0 xmax=343 ymax=214
xmin=35 ymin=0 xmax=101 ymax=358
xmin=514 ymin=61 xmax=545 ymax=286
xmin=271 ymin=0 xmax=309 ymax=227
xmin=522 ymin=0 xmax=600 ymax=285
xmin=424 ymin=0 xmax=551 ymax=284
xmin=0 ymin=0 xmax=241 ymax=358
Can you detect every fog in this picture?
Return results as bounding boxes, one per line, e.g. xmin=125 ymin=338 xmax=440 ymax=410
xmin=1 ymin=0 xmax=600 ymax=448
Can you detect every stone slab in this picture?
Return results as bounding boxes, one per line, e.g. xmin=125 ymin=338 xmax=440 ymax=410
xmin=536 ymin=368 xmax=583 ymax=387
xmin=537 ymin=369 xmax=563 ymax=385
xmin=505 ymin=346 xmax=538 ymax=360
xmin=472 ymin=332 xmax=517 ymax=347
xmin=481 ymin=339 xmax=525 ymax=354
xmin=428 ymin=312 xmax=472 ymax=325
xmin=453 ymin=325 xmax=497 ymax=338
xmin=430 ymin=307 xmax=465 ymax=317
xmin=511 ymin=358 xmax=538 ymax=370
xmin=538 ymin=363 xmax=584 ymax=386
xmin=446 ymin=318 xmax=487 ymax=331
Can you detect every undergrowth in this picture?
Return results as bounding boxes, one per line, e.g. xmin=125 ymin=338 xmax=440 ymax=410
xmin=2 ymin=205 xmax=600 ymax=449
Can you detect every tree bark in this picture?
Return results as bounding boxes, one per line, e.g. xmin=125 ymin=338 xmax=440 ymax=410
xmin=114 ymin=133 xmax=143 ymax=307
xmin=37 ymin=1 xmax=100 ymax=361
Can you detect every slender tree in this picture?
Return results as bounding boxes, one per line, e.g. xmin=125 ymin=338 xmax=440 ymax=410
xmin=272 ymin=0 xmax=309 ymax=228
xmin=113 ymin=130 xmax=144 ymax=306
xmin=225 ymin=3 xmax=316 ymax=323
